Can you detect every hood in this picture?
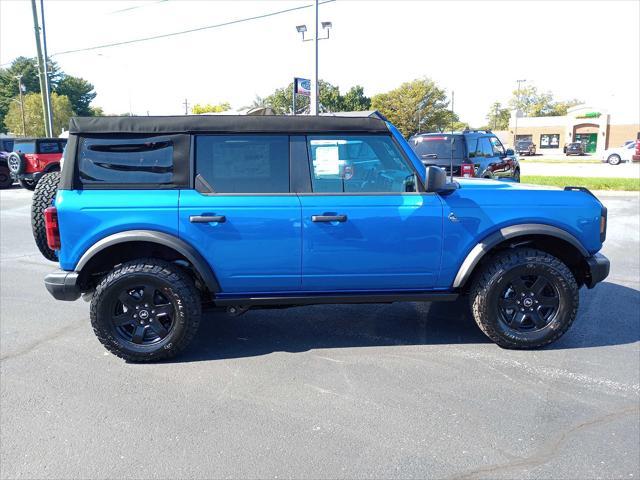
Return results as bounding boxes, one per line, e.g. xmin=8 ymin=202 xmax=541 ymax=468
xmin=456 ymin=178 xmax=559 ymax=191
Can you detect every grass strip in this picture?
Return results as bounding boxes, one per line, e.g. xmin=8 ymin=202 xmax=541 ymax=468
xmin=521 ymin=175 xmax=640 ymax=191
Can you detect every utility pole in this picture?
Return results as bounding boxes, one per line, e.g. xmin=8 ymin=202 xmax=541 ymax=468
xmin=513 ymin=79 xmax=526 ymax=147
xmin=40 ymin=0 xmax=54 ymax=134
xmin=15 ymin=76 xmax=27 ymax=137
xmin=183 ymin=98 xmax=190 ymax=115
xmin=493 ymin=103 xmax=499 ymax=131
xmin=311 ymin=0 xmax=319 ymax=115
xmin=30 ymin=0 xmax=52 ymax=137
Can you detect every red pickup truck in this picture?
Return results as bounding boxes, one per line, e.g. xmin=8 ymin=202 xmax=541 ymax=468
xmin=7 ymin=138 xmax=66 ymax=190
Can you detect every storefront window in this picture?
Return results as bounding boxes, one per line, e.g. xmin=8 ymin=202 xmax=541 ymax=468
xmin=540 ymin=134 xmax=560 ymax=149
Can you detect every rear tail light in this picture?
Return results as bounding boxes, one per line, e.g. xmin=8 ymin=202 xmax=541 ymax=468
xmin=44 ymin=207 xmax=61 ymax=251
xmin=461 ymin=163 xmax=475 ymax=177
xmin=635 ymin=140 xmax=640 ymax=156
xmin=600 ymin=205 xmax=608 ymax=243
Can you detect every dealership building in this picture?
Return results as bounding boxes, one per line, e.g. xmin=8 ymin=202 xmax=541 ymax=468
xmin=495 ymin=105 xmax=639 ymax=155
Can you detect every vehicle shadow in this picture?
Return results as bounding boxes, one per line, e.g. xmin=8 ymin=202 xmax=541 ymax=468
xmin=170 ymin=281 xmax=639 ymax=364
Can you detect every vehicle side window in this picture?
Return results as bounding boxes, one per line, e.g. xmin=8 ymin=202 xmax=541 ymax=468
xmin=13 ymin=141 xmax=35 ymax=154
xmin=78 ymin=136 xmax=174 ymax=185
xmin=39 ymin=141 xmax=61 ymax=154
xmin=478 ymin=137 xmax=493 ymax=157
xmin=195 ymin=135 xmax=289 ymax=193
xmin=307 ymin=135 xmax=417 ymax=193
xmin=489 ymin=136 xmax=505 ymax=157
xmin=466 ymin=138 xmax=479 ymax=158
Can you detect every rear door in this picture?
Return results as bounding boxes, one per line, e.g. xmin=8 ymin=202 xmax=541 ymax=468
xmin=179 ymin=135 xmax=302 ymax=294
xmin=298 ymin=134 xmax=443 ymax=291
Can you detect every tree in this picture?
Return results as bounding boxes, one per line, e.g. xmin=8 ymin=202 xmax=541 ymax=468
xmin=371 ymin=78 xmax=455 ymax=137
xmin=509 ymin=85 xmax=582 ymax=117
xmin=340 ymin=85 xmax=371 ymax=111
xmin=0 ymin=57 xmax=100 ymax=132
xmin=484 ymin=101 xmax=511 ymax=130
xmin=191 ymin=102 xmax=231 ymax=114
xmin=56 ymin=75 xmax=97 ymax=116
xmin=262 ymin=80 xmax=371 ymax=114
xmin=4 ymin=92 xmax=73 ymax=137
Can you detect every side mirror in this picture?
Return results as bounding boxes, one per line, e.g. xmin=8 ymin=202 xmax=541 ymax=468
xmin=505 ymin=148 xmax=515 ymax=156
xmin=424 ymin=166 xmax=447 ymax=192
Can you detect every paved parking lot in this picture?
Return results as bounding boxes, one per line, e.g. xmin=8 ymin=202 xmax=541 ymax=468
xmin=1 ymin=186 xmax=638 ymax=479
xmin=520 ymin=160 xmax=640 ymax=179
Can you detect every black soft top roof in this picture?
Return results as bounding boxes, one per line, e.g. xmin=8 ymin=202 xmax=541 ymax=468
xmin=69 ymin=115 xmax=390 ymax=135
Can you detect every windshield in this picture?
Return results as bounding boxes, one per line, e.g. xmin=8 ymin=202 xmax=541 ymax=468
xmin=410 ymin=135 xmax=466 ymax=164
xmin=13 ymin=141 xmax=35 ymax=154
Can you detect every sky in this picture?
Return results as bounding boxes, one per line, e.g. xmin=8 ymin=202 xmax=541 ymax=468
xmin=1 ymin=0 xmax=639 ymax=126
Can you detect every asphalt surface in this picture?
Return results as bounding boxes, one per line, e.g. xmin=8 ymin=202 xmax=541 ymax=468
xmin=520 ymin=161 xmax=640 ymax=179
xmin=1 ymin=186 xmax=639 ymax=479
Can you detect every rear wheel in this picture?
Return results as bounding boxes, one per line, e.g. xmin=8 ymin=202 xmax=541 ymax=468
xmin=0 ymin=165 xmax=12 ymax=189
xmin=607 ymin=154 xmax=621 ymax=165
xmin=513 ymin=168 xmax=521 ymax=183
xmin=470 ymin=248 xmax=579 ymax=349
xmin=31 ymin=171 xmax=60 ymax=261
xmin=90 ymin=259 xmax=202 ymax=362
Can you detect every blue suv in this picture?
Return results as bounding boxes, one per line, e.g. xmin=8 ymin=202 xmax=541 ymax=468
xmin=41 ymin=115 xmax=609 ymax=361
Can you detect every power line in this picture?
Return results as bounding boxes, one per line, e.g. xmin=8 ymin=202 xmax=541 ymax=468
xmin=50 ymin=0 xmax=336 ymax=57
xmin=110 ymin=0 xmax=169 ymax=15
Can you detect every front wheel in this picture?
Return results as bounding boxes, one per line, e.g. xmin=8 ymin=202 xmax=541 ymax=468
xmin=469 ymin=248 xmax=579 ymax=349
xmin=90 ymin=259 xmax=202 ymax=362
xmin=607 ymin=154 xmax=621 ymax=165
xmin=513 ymin=168 xmax=521 ymax=183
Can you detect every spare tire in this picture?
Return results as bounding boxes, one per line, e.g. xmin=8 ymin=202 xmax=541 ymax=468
xmin=31 ymin=171 xmax=60 ymax=261
xmin=7 ymin=152 xmax=25 ymax=175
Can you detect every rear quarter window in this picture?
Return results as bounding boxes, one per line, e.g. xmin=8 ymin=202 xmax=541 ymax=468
xmin=13 ymin=141 xmax=35 ymax=154
xmin=78 ymin=136 xmax=174 ymax=185
xmin=38 ymin=141 xmax=62 ymax=154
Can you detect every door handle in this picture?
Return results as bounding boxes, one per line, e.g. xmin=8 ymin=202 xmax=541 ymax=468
xmin=311 ymin=214 xmax=347 ymax=223
xmin=190 ymin=215 xmax=226 ymax=223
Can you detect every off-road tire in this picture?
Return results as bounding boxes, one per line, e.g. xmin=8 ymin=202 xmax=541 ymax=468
xmin=513 ymin=168 xmax=521 ymax=183
xmin=31 ymin=171 xmax=60 ymax=261
xmin=90 ymin=259 xmax=202 ymax=362
xmin=0 ymin=165 xmax=12 ymax=189
xmin=19 ymin=178 xmax=36 ymax=190
xmin=469 ymin=248 xmax=579 ymax=349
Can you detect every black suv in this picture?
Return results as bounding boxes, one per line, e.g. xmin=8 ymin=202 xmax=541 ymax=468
xmin=408 ymin=130 xmax=520 ymax=182
xmin=0 ymin=137 xmax=15 ymax=189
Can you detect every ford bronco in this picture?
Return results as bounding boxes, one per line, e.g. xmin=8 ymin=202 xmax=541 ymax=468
xmin=7 ymin=137 xmax=66 ymax=190
xmin=41 ymin=115 xmax=609 ymax=362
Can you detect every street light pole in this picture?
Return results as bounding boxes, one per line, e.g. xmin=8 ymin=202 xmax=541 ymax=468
xmin=513 ymin=79 xmax=526 ymax=147
xmin=15 ymin=75 xmax=27 ymax=137
xmin=295 ymin=2 xmax=331 ymax=116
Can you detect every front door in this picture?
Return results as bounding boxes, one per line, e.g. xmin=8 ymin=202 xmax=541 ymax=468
xmin=179 ymin=135 xmax=301 ymax=294
xmin=299 ymin=134 xmax=443 ymax=291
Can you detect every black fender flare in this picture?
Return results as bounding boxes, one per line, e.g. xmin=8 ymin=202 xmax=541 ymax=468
xmin=76 ymin=230 xmax=220 ymax=293
xmin=452 ymin=223 xmax=589 ymax=289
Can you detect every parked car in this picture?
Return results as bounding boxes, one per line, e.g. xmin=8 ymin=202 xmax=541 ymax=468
xmin=565 ymin=142 xmax=585 ymax=156
xmin=0 ymin=138 xmax=15 ymax=189
xmin=516 ymin=140 xmax=536 ymax=156
xmin=600 ymin=141 xmax=636 ymax=165
xmin=39 ymin=115 xmax=609 ymax=362
xmin=408 ymin=130 xmax=520 ymax=181
xmin=7 ymin=137 xmax=66 ymax=190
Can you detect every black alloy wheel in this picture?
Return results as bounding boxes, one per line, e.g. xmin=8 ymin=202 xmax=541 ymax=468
xmin=111 ymin=283 xmax=177 ymax=346
xmin=497 ymin=271 xmax=560 ymax=332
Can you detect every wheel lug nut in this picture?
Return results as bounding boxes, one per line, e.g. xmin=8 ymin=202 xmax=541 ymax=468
xmin=133 ymin=314 xmax=137 ymax=318
xmin=145 ymin=304 xmax=149 ymax=308
xmin=136 ymin=305 xmax=139 ymax=309
xmin=140 ymin=320 xmax=144 ymax=325
xmin=151 ymin=310 xmax=155 ymax=314
xmin=516 ymin=300 xmax=520 ymax=304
